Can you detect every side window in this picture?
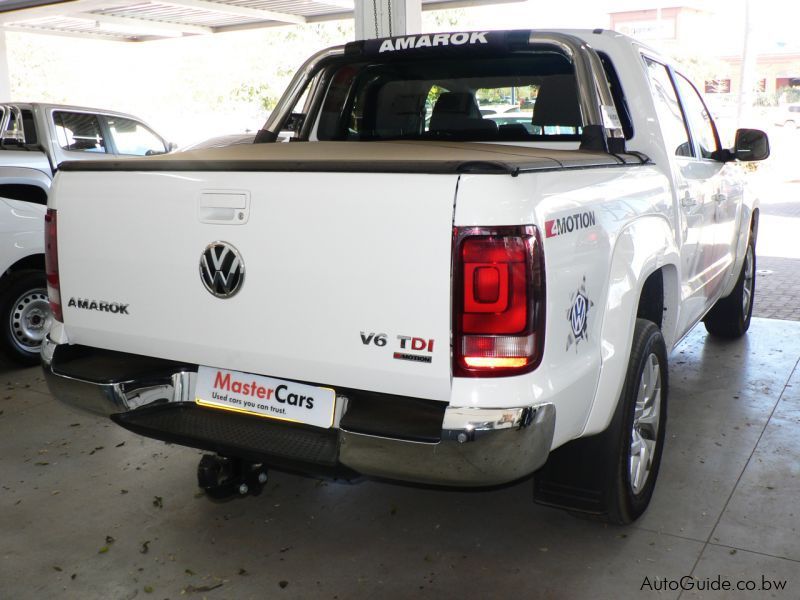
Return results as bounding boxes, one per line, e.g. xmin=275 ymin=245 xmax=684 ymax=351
xmin=54 ymin=111 xmax=107 ymax=153
xmin=675 ymin=74 xmax=719 ymax=159
xmin=106 ymin=116 xmax=166 ymax=156
xmin=643 ymin=57 xmax=692 ymax=157
xmin=317 ymin=65 xmax=360 ymax=141
xmin=21 ymin=110 xmax=37 ymax=145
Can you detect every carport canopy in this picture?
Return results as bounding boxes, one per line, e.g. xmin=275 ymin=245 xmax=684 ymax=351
xmin=0 ymin=0 xmax=519 ymax=40
xmin=0 ymin=0 xmax=520 ymax=100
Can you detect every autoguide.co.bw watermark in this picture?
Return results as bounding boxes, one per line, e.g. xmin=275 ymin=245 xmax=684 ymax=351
xmin=641 ymin=574 xmax=788 ymax=593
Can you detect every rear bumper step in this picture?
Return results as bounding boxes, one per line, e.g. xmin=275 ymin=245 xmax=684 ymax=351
xmin=43 ymin=336 xmax=555 ymax=486
xmin=113 ymin=403 xmax=341 ymax=469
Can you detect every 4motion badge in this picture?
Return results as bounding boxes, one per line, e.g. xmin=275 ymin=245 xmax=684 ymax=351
xmin=566 ymin=277 xmax=594 ymax=352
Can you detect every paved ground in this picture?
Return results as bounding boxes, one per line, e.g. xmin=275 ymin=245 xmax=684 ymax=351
xmin=749 ymin=127 xmax=800 ymax=322
xmin=753 ymin=256 xmax=800 ymax=321
xmin=752 ymin=193 xmax=800 ymax=322
xmin=1 ymin=318 xmax=799 ymax=599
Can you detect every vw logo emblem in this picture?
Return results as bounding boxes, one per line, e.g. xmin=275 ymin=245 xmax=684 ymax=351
xmin=200 ymin=241 xmax=245 ymax=298
xmin=570 ymin=293 xmax=588 ymax=338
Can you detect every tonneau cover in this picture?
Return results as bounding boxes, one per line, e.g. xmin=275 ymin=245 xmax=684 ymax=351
xmin=59 ymin=141 xmax=644 ymax=175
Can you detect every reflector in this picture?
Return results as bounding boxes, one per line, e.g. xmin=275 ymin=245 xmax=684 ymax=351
xmin=45 ymin=209 xmax=62 ymax=322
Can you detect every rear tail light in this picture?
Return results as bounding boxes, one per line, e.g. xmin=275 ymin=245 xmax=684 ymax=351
xmin=45 ymin=209 xmax=62 ymax=322
xmin=453 ymin=225 xmax=545 ymax=377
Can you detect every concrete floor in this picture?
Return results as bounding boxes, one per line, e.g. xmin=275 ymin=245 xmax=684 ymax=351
xmin=1 ymin=317 xmax=799 ymax=599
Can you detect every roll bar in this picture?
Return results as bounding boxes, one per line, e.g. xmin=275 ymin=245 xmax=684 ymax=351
xmin=256 ymin=31 xmax=624 ymax=152
xmin=528 ymin=32 xmax=625 ymax=149
xmin=257 ymin=46 xmax=345 ymax=143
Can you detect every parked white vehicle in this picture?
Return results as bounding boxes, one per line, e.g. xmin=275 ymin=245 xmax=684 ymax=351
xmin=0 ymin=103 xmax=171 ymax=364
xmin=0 ymin=197 xmax=49 ymax=364
xmin=775 ymin=103 xmax=800 ymax=128
xmin=43 ymin=30 xmax=768 ymax=523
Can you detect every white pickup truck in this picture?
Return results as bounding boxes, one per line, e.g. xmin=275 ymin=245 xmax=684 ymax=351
xmin=42 ymin=30 xmax=768 ymax=524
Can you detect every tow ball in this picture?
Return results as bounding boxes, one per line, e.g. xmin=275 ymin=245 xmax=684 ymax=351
xmin=197 ymin=454 xmax=269 ymax=500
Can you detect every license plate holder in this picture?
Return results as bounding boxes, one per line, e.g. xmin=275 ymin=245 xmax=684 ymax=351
xmin=194 ymin=366 xmax=336 ymax=429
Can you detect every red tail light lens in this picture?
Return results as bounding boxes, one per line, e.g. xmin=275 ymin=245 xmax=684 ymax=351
xmin=453 ymin=225 xmax=545 ymax=377
xmin=44 ymin=209 xmax=62 ymax=322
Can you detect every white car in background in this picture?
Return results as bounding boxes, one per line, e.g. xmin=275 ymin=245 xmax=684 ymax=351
xmin=0 ymin=197 xmax=49 ymax=366
xmin=478 ymin=103 xmax=520 ymax=115
xmin=775 ymin=103 xmax=800 ymax=128
xmin=0 ymin=102 xmax=171 ymax=365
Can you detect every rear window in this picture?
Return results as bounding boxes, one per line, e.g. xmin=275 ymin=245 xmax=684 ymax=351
xmin=315 ymin=54 xmax=583 ymax=142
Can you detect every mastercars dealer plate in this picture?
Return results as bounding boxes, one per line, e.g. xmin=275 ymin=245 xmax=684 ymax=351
xmin=194 ymin=366 xmax=336 ymax=429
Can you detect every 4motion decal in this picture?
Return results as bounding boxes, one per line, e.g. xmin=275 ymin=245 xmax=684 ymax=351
xmin=545 ymin=210 xmax=597 ymax=239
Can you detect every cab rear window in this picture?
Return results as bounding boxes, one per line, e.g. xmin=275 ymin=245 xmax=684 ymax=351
xmin=316 ymin=54 xmax=583 ymax=142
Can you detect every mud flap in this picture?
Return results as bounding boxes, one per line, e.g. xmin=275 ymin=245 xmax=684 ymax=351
xmin=532 ymin=431 xmax=614 ymax=514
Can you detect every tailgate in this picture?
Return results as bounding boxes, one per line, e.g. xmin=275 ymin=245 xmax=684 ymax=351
xmin=54 ymin=170 xmax=457 ymax=401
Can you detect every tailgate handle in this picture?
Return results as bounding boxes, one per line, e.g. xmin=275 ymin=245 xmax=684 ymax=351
xmin=198 ymin=191 xmax=250 ymax=224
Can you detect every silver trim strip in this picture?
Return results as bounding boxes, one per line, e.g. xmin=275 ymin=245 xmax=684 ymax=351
xmin=262 ymin=45 xmax=345 ymax=137
xmin=340 ymin=403 xmax=555 ymax=486
xmin=528 ymin=32 xmax=623 ymax=140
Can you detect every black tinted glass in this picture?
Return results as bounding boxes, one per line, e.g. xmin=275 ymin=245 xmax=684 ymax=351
xmin=316 ymin=54 xmax=582 ymax=142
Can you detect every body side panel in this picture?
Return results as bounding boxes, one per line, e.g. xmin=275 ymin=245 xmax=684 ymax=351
xmin=453 ymin=165 xmax=673 ymax=448
xmin=0 ymin=196 xmax=46 ymax=275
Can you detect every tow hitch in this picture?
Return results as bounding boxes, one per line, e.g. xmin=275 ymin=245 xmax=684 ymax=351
xmin=197 ymin=454 xmax=269 ymax=500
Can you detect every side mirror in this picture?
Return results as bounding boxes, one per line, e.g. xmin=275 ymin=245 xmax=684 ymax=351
xmin=167 ymin=141 xmax=178 ymax=152
xmin=734 ymin=128 xmax=770 ymax=161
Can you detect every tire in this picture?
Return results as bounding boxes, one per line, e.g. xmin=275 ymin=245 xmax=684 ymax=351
xmin=0 ymin=270 xmax=52 ymax=366
xmin=703 ymin=233 xmax=755 ymax=339
xmin=604 ymin=318 xmax=669 ymax=524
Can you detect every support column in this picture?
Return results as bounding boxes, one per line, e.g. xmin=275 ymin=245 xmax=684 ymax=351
xmin=736 ymin=0 xmax=756 ymax=128
xmin=354 ymin=0 xmax=421 ymax=40
xmin=0 ymin=31 xmax=10 ymax=102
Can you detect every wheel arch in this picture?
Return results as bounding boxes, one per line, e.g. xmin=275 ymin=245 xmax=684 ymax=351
xmin=580 ymin=215 xmax=679 ymax=437
xmin=0 ymin=166 xmax=51 ymax=204
xmin=719 ymin=204 xmax=759 ymax=300
xmin=1 ymin=251 xmax=45 ymax=292
xmin=2 ymin=253 xmax=45 ymax=280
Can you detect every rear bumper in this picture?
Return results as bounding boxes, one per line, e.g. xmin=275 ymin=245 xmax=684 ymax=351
xmin=42 ymin=337 xmax=555 ymax=486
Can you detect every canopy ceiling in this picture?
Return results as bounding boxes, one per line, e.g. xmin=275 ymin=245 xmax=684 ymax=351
xmin=0 ymin=0 xmax=517 ymax=41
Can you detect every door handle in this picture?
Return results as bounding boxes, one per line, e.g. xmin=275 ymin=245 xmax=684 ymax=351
xmin=198 ymin=191 xmax=250 ymax=224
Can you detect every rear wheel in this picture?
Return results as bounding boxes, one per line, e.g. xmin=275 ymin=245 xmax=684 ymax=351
xmin=0 ymin=271 xmax=52 ymax=365
xmin=605 ymin=319 xmax=668 ymax=524
xmin=703 ymin=234 xmax=755 ymax=338
xmin=533 ymin=319 xmax=668 ymax=524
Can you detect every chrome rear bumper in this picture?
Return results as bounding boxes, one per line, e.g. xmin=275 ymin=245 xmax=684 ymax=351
xmin=42 ymin=336 xmax=555 ymax=486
